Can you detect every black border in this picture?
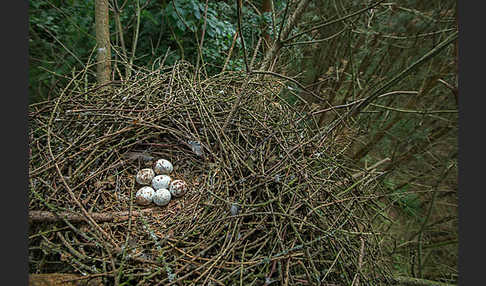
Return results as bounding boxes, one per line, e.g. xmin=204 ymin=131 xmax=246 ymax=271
xmin=3 ymin=0 xmax=29 ymax=284
xmin=457 ymin=0 xmax=477 ymax=285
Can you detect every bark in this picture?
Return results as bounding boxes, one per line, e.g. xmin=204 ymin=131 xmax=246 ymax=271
xmin=95 ymin=0 xmax=111 ymax=85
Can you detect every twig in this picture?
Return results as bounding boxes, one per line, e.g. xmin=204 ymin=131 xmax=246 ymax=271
xmin=221 ymin=76 xmax=252 ymax=133
xmin=113 ymin=0 xmax=128 ymax=72
xmin=348 ymin=31 xmax=458 ymax=118
xmin=116 ymin=178 xmax=135 ymax=285
xmin=248 ymin=36 xmax=262 ymax=71
xmin=311 ymin=91 xmax=419 ymax=116
xmin=251 ymin=70 xmax=326 ymax=103
xmin=126 ymin=0 xmax=141 ymax=79
xmin=283 ymin=0 xmax=386 ymax=44
xmin=351 ymin=237 xmax=365 ymax=286
xmin=195 ymin=0 xmax=209 ymax=77
xmin=222 ymin=31 xmax=239 ymax=73
xmin=235 ymin=0 xmax=250 ymax=72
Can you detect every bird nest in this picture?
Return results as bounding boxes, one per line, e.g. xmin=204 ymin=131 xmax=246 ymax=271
xmin=29 ymin=62 xmax=391 ymax=285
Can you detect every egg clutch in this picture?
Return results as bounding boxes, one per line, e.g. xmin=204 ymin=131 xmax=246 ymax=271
xmin=134 ymin=159 xmax=188 ymax=206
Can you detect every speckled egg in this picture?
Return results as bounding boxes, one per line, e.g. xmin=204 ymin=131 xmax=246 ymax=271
xmin=136 ymin=168 xmax=155 ymax=185
xmin=169 ymin=179 xmax=187 ymax=198
xmin=154 ymin=159 xmax=173 ymax=175
xmin=152 ymin=175 xmax=171 ymax=190
xmin=153 ymin=188 xmax=172 ymax=206
xmin=135 ymin=186 xmax=155 ymax=205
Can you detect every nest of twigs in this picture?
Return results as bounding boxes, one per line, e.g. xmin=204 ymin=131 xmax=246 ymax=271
xmin=29 ymin=62 xmax=392 ymax=285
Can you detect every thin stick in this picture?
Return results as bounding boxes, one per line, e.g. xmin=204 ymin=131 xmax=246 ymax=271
xmin=349 ymin=31 xmax=458 ymax=118
xmin=221 ymin=77 xmax=251 ymax=133
xmin=127 ymin=0 xmax=141 ymax=79
xmin=249 ymin=36 xmax=262 ymax=70
xmin=351 ymin=237 xmax=365 ymax=286
xmin=45 ymin=75 xmax=118 ymax=248
xmin=236 ymin=0 xmax=250 ymax=73
xmin=113 ymin=0 xmax=128 ymax=70
xmin=195 ymin=0 xmax=210 ymax=76
xmin=222 ymin=31 xmax=239 ymax=73
xmin=283 ymin=0 xmax=386 ymax=44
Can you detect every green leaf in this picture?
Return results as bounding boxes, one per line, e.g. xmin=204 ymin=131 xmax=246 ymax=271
xmin=176 ymin=20 xmax=186 ymax=32
xmin=194 ymin=7 xmax=201 ymax=20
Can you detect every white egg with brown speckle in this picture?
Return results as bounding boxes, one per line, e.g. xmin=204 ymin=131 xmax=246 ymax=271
xmin=136 ymin=168 xmax=155 ymax=185
xmin=153 ymin=188 xmax=172 ymax=206
xmin=154 ymin=159 xmax=173 ymax=174
xmin=135 ymin=186 xmax=155 ymax=205
xmin=152 ymin=175 xmax=171 ymax=190
xmin=169 ymin=179 xmax=187 ymax=198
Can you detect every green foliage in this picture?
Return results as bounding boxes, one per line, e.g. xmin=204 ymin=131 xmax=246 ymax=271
xmin=161 ymin=0 xmax=271 ymax=72
xmin=29 ymin=0 xmax=96 ymax=102
xmin=159 ymin=0 xmax=242 ymax=72
xmin=28 ymin=0 xmax=282 ymax=101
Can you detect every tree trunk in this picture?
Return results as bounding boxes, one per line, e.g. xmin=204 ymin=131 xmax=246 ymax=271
xmin=95 ymin=0 xmax=111 ymax=85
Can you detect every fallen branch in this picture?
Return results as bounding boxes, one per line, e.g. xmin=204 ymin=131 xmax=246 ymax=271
xmin=29 ymin=208 xmax=161 ymax=223
xmin=29 ymin=273 xmax=103 ymax=286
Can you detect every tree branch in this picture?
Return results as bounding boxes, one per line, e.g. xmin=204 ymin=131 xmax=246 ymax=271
xmin=29 ymin=208 xmax=163 ymax=223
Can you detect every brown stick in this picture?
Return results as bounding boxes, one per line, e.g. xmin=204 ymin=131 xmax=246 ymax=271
xmin=29 ymin=208 xmax=161 ymax=223
xmin=222 ymin=31 xmax=239 ymax=73
xmin=221 ymin=78 xmax=251 ymax=133
xmin=29 ymin=273 xmax=103 ymax=286
xmin=351 ymin=237 xmax=366 ymax=286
